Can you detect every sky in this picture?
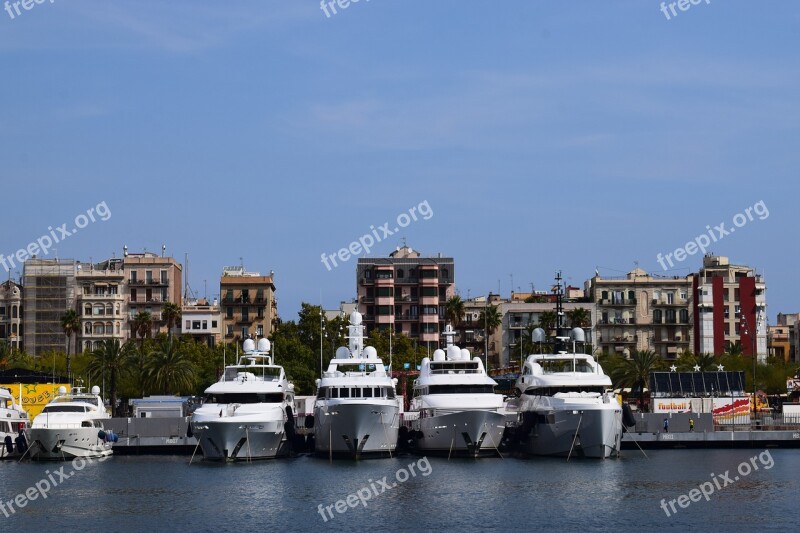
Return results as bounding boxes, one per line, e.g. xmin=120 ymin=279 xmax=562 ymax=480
xmin=0 ymin=1 xmax=798 ymax=325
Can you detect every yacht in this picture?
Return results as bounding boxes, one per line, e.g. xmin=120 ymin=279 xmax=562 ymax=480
xmin=313 ymin=311 xmax=400 ymax=459
xmin=1 ymin=387 xmax=29 ymax=459
xmin=191 ymin=337 xmax=295 ymax=461
xmin=27 ymin=386 xmax=114 ymax=460
xmin=408 ymin=325 xmax=506 ymax=457
xmin=509 ymin=273 xmax=622 ymax=459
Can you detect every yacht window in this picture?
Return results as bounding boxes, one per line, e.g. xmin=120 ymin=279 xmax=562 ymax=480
xmin=81 ymin=421 xmax=93 ymax=427
xmin=339 ymin=388 xmax=350 ymax=398
xmin=330 ymin=388 xmax=339 ymax=399
xmin=428 ymin=385 xmax=494 ymax=394
xmin=205 ymin=393 xmax=284 ymax=403
xmin=363 ymin=387 xmax=373 ymax=398
xmin=351 ymin=388 xmax=361 ymax=398
xmin=317 ymin=387 xmax=328 ymax=399
xmin=42 ymin=405 xmax=88 ymax=413
xmin=385 ymin=387 xmax=396 ymax=399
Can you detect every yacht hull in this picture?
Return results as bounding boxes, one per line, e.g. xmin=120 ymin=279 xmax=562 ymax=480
xmin=314 ymin=402 xmax=399 ymax=458
xmin=27 ymin=428 xmax=113 ymax=460
xmin=411 ymin=410 xmax=506 ymax=458
xmin=518 ymin=406 xmax=622 ymax=459
xmin=192 ymin=418 xmax=288 ymax=461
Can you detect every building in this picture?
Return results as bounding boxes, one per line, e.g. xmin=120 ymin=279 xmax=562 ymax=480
xmin=181 ymin=298 xmax=222 ymax=347
xmin=220 ymin=266 xmax=277 ymax=342
xmin=324 ymin=301 xmax=357 ymax=322
xmin=768 ymin=324 xmax=791 ymax=362
xmin=76 ymin=258 xmax=127 ymax=351
xmin=22 ymin=259 xmax=79 ymax=356
xmin=692 ymin=255 xmax=766 ymax=361
xmin=0 ymin=280 xmax=23 ymax=350
xmin=588 ymin=268 xmax=694 ymax=360
xmin=453 ymin=295 xmax=502 ymax=368
xmin=356 ymin=245 xmax=455 ymax=347
xmin=776 ymin=313 xmax=800 ymax=363
xmin=123 ymin=249 xmax=183 ymax=337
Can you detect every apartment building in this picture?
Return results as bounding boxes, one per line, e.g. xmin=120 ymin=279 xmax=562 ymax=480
xmin=356 ymin=245 xmax=455 ymax=347
xmin=123 ymin=249 xmax=183 ymax=337
xmin=220 ymin=266 xmax=277 ymax=342
xmin=777 ymin=313 xmax=800 ymax=363
xmin=0 ymin=280 xmax=23 ymax=350
xmin=692 ymin=255 xmax=766 ymax=361
xmin=588 ymin=268 xmax=693 ymax=360
xmin=181 ymin=298 xmax=222 ymax=347
xmin=76 ymin=258 xmax=127 ymax=351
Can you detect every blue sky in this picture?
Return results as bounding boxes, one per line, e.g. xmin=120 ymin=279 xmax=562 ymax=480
xmin=1 ymin=1 xmax=798 ymax=324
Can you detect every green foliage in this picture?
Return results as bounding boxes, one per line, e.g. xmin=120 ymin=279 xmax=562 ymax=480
xmin=610 ymin=350 xmax=666 ymax=411
xmin=566 ymin=307 xmax=591 ymax=328
xmin=478 ymin=304 xmax=502 ymax=335
xmin=445 ymin=296 xmax=465 ymax=327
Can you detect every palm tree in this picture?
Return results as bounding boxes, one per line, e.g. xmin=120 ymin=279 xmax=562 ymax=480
xmin=724 ymin=341 xmax=743 ymax=357
xmin=611 ymin=350 xmax=665 ymax=412
xmin=478 ymin=304 xmax=502 ymax=336
xmin=161 ymin=302 xmax=182 ymax=339
xmin=147 ymin=337 xmax=195 ymax=394
xmin=445 ymin=295 xmax=465 ymax=327
xmin=132 ymin=311 xmax=153 ymax=349
xmin=537 ymin=311 xmax=557 ymax=334
xmin=61 ymin=309 xmax=81 ymax=382
xmin=567 ymin=307 xmax=591 ymax=328
xmin=87 ymin=339 xmax=128 ymax=416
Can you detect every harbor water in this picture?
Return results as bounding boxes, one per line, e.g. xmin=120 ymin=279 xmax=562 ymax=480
xmin=1 ymin=449 xmax=797 ymax=531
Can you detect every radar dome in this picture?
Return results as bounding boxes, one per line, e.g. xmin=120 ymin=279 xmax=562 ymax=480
xmin=243 ymin=338 xmax=256 ymax=353
xmin=446 ymin=345 xmax=460 ymax=360
xmin=532 ymin=328 xmax=546 ymax=343
xmin=461 ymin=349 xmax=471 ymax=361
xmin=363 ymin=346 xmax=378 ymax=360
xmin=336 ymin=346 xmax=351 ymax=359
xmin=433 ymin=349 xmax=446 ymax=362
xmin=58 ymin=386 xmax=67 ymax=395
xmin=91 ymin=385 xmax=100 ymax=395
xmin=350 ymin=311 xmax=363 ymax=325
xmin=569 ymin=328 xmax=585 ymax=343
xmin=257 ymin=338 xmax=271 ymax=352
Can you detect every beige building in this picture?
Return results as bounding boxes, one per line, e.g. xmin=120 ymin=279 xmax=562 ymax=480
xmin=220 ymin=266 xmax=277 ymax=342
xmin=76 ymin=258 xmax=128 ymax=351
xmin=182 ymin=298 xmax=222 ymax=347
xmin=123 ymin=249 xmax=183 ymax=337
xmin=356 ymin=245 xmax=455 ymax=347
xmin=0 ymin=280 xmax=23 ymax=350
xmin=588 ymin=268 xmax=693 ymax=360
xmin=776 ymin=313 xmax=800 ymax=363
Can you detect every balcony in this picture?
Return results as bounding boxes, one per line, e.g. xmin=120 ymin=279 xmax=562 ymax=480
xmin=654 ymin=338 xmax=690 ymax=344
xmin=652 ymin=298 xmax=688 ymax=306
xmin=600 ymin=298 xmax=636 ymax=306
xmin=600 ymin=335 xmax=636 ymax=344
xmin=597 ymin=318 xmax=636 ymax=326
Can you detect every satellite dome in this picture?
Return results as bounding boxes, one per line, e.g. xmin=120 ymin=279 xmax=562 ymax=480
xmin=58 ymin=386 xmax=67 ymax=395
xmin=446 ymin=345 xmax=460 ymax=360
xmin=350 ymin=311 xmax=363 ymax=325
xmin=243 ymin=338 xmax=256 ymax=353
xmin=461 ymin=349 xmax=471 ymax=361
xmin=336 ymin=346 xmax=350 ymax=359
xmin=433 ymin=349 xmax=446 ymax=362
xmin=363 ymin=346 xmax=378 ymax=360
xmin=91 ymin=386 xmax=100 ymax=395
xmin=257 ymin=338 xmax=271 ymax=352
xmin=569 ymin=328 xmax=585 ymax=343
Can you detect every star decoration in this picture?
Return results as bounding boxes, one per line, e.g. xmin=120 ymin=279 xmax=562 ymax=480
xmin=717 ymin=364 xmax=724 ymax=371
xmin=670 ymin=365 xmax=677 ymax=372
xmin=693 ymin=365 xmax=701 ymax=372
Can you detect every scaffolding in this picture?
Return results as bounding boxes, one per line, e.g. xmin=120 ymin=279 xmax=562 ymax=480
xmin=22 ymin=259 xmax=78 ymax=357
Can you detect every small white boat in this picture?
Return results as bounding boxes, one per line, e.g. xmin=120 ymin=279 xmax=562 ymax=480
xmin=313 ymin=310 xmax=400 ymax=459
xmin=0 ymin=387 xmax=29 ymax=459
xmin=191 ymin=337 xmax=296 ymax=461
xmin=27 ymin=386 xmax=114 ymax=460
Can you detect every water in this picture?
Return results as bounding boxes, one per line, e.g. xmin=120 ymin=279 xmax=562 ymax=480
xmin=1 ymin=449 xmax=796 ymax=531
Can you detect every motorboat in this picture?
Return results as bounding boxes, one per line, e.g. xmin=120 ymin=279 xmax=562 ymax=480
xmin=27 ymin=386 xmax=114 ymax=460
xmin=191 ymin=337 xmax=295 ymax=461
xmin=408 ymin=324 xmax=506 ymax=457
xmin=312 ymin=310 xmax=400 ymax=459
xmin=0 ymin=387 xmax=29 ymax=459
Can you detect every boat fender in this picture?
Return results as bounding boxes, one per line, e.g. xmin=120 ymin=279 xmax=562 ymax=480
xmin=15 ymin=432 xmax=27 ymax=454
xmin=107 ymin=431 xmax=119 ymax=443
xmin=622 ymin=404 xmax=636 ymax=428
xmin=4 ymin=435 xmax=12 ymax=454
xmin=304 ymin=414 xmax=315 ymax=429
xmin=98 ymin=430 xmax=107 ymax=440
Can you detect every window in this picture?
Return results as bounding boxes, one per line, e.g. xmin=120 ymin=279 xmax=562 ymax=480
xmin=0 ymin=306 xmax=6 ymax=317
xmin=242 ymin=307 xmax=249 ymax=322
xmin=202 ymin=320 xmax=208 ymax=330
xmin=376 ymin=270 xmax=393 ymax=279
xmin=242 ymin=290 xmax=250 ymax=303
xmin=397 ymin=269 xmax=404 ymax=279
xmin=376 ymin=306 xmax=393 ymax=315
xmin=410 ymin=305 xmax=419 ymax=317
xmin=161 ymin=270 xmax=168 ymax=283
xmin=225 ymin=289 xmax=233 ymax=302
xmin=241 ymin=327 xmax=248 ymax=338
xmin=212 ymin=320 xmax=218 ymax=328
xmin=423 ymin=306 xmax=437 ymax=315
xmin=680 ymin=290 xmax=688 ymax=301
xmin=256 ymin=289 xmax=264 ymax=302
xmin=653 ymin=309 xmax=663 ymax=324
xmin=226 ymin=325 xmax=233 ymax=335
xmin=131 ymin=289 xmax=137 ymax=302
xmin=420 ymin=269 xmax=437 ymax=279
xmin=667 ymin=292 xmax=675 ymax=304
xmin=185 ymin=320 xmax=191 ymax=329
xmin=226 ymin=307 xmax=233 ymax=319
xmin=666 ymin=309 xmax=676 ymax=324
xmin=679 ymin=309 xmax=689 ymax=323
xmin=421 ymin=287 xmax=437 ymax=297
xmin=422 ymin=323 xmax=438 ymax=334
xmin=256 ymin=325 xmax=264 ymax=336
xmin=192 ymin=321 xmax=202 ymax=330
xmin=441 ymin=269 xmax=449 ymax=280
xmin=130 ymin=271 xmax=137 ymax=283
xmin=145 ymin=270 xmax=153 ymax=283
xmin=376 ymin=287 xmax=393 ymax=297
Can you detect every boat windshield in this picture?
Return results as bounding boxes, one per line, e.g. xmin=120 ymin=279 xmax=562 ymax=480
xmin=42 ymin=405 xmax=89 ymax=413
xmin=223 ymin=367 xmax=282 ymax=381
xmin=424 ymin=385 xmax=495 ymax=394
xmin=53 ymin=396 xmax=100 ymax=406
xmin=205 ymin=393 xmax=284 ymax=404
xmin=539 ymin=359 xmax=594 ymax=374
xmin=429 ymin=362 xmax=480 ymax=374
xmin=524 ymin=386 xmax=607 ymax=396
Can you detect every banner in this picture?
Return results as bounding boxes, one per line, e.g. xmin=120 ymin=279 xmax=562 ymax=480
xmin=13 ymin=383 xmax=71 ymax=419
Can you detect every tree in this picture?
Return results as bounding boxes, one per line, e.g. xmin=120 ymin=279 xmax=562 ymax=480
xmin=161 ymin=302 xmax=182 ymax=339
xmin=132 ymin=311 xmax=153 ymax=348
xmin=61 ymin=308 xmax=81 ymax=382
xmin=567 ymin=307 xmax=591 ymax=328
xmin=146 ymin=336 xmax=195 ymax=395
xmin=87 ymin=339 xmax=129 ymax=416
xmin=611 ymin=350 xmax=665 ymax=412
xmin=445 ymin=295 xmax=465 ymax=327
xmin=724 ymin=341 xmax=743 ymax=357
xmin=478 ymin=304 xmax=502 ymax=336
xmin=537 ymin=311 xmax=557 ymax=335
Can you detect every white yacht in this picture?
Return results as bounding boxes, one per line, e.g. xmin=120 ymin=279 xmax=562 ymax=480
xmin=1 ymin=387 xmax=29 ymax=459
xmin=509 ymin=274 xmax=622 ymax=459
xmin=27 ymin=386 xmax=114 ymax=460
xmin=313 ymin=311 xmax=400 ymax=459
xmin=408 ymin=325 xmax=506 ymax=457
xmin=191 ymin=338 xmax=295 ymax=461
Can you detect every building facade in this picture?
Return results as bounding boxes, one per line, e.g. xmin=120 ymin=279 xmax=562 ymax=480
xmin=588 ymin=268 xmax=693 ymax=360
xmin=692 ymin=255 xmax=766 ymax=361
xmin=22 ymin=259 xmax=79 ymax=356
xmin=76 ymin=258 xmax=127 ymax=351
xmin=220 ymin=266 xmax=277 ymax=342
xmin=181 ymin=298 xmax=222 ymax=347
xmin=356 ymin=245 xmax=455 ymax=347
xmin=123 ymin=250 xmax=183 ymax=337
xmin=0 ymin=280 xmax=23 ymax=350
xmin=776 ymin=313 xmax=800 ymax=363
